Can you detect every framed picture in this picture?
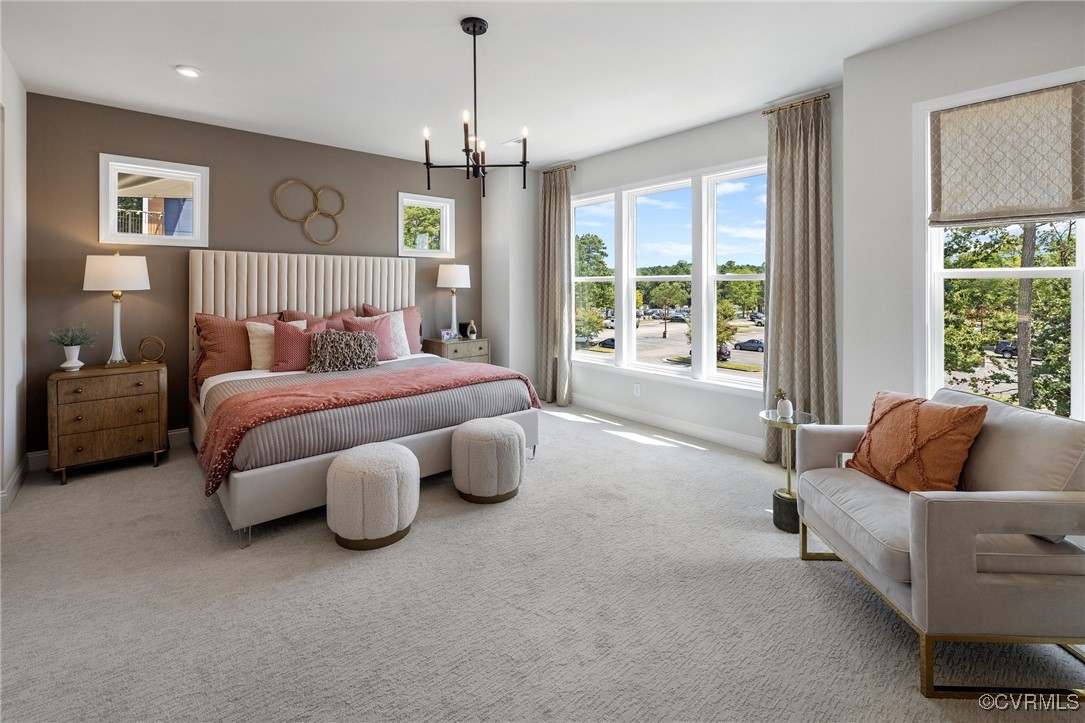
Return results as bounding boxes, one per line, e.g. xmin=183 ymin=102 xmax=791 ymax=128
xmin=441 ymin=329 xmax=458 ymax=342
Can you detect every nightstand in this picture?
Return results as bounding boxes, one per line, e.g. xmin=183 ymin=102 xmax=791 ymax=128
xmin=47 ymin=363 xmax=169 ymax=484
xmin=422 ymin=337 xmax=490 ymax=363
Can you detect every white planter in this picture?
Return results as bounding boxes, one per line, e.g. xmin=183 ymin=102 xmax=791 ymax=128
xmin=777 ymin=398 xmax=794 ymax=418
xmin=61 ymin=345 xmax=84 ymax=372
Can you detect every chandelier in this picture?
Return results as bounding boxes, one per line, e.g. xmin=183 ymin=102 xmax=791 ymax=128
xmin=422 ymin=17 xmax=528 ymax=198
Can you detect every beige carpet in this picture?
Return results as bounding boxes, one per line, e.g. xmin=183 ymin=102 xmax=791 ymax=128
xmin=2 ymin=405 xmax=1080 ymax=722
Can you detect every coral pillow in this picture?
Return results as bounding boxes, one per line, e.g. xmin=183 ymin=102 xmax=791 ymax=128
xmin=846 ymin=391 xmax=988 ymax=493
xmin=342 ymin=315 xmax=397 ymax=361
xmin=361 ymin=304 xmax=422 ymax=355
xmin=282 ymin=308 xmax=356 ymax=332
xmin=194 ymin=312 xmax=281 ymax=386
xmin=271 ymin=320 xmax=327 ymax=372
xmin=246 ymin=320 xmax=306 ymax=370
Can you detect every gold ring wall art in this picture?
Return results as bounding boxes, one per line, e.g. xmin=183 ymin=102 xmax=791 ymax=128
xmin=273 ymin=178 xmax=347 ymax=245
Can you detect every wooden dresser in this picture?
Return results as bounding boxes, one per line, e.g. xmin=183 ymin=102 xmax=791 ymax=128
xmin=47 ymin=363 xmax=169 ymax=484
xmin=421 ymin=337 xmax=490 ymax=363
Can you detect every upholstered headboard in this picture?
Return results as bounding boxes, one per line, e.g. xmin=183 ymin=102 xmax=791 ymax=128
xmin=188 ymin=250 xmax=415 ymax=373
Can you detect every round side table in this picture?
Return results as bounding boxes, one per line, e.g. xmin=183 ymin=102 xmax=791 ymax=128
xmin=759 ymin=409 xmax=819 ymax=533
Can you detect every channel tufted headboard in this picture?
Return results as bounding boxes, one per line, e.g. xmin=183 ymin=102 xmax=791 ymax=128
xmin=188 ymin=249 xmax=415 ymax=374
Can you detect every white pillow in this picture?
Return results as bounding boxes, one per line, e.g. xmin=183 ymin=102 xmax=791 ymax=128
xmin=370 ymin=311 xmax=411 ymax=357
xmin=246 ymin=320 xmax=305 ymax=370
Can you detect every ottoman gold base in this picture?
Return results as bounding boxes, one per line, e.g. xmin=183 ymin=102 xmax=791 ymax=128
xmin=457 ymin=487 xmax=519 ymax=504
xmin=335 ymin=524 xmax=411 ymax=550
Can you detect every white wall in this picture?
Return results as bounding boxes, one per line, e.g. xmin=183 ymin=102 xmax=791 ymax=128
xmin=1 ymin=42 xmax=28 ymax=511
xmin=481 ymin=167 xmax=540 ymax=381
xmin=569 ymin=89 xmax=844 ymax=448
xmin=840 ymin=1 xmax=1085 ymax=423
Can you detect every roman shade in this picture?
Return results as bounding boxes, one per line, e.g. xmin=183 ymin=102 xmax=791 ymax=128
xmin=929 ymin=81 xmax=1085 ymax=226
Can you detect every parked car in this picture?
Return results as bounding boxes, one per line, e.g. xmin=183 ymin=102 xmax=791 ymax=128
xmin=693 ymin=345 xmax=731 ymax=361
xmin=750 ymin=311 xmax=764 ymax=321
xmin=602 ymin=318 xmax=639 ymax=329
xmin=734 ymin=338 xmax=765 ymax=352
xmin=598 ymin=338 xmax=615 ymax=349
xmin=754 ymin=317 xmax=765 ymax=327
xmin=994 ymin=340 xmax=1017 ymax=358
xmin=668 ymin=313 xmax=687 ymax=322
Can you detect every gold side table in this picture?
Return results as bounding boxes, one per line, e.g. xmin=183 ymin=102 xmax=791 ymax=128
xmin=759 ymin=409 xmax=819 ymax=533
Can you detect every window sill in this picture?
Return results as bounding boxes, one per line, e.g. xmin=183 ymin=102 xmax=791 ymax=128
xmin=572 ymin=355 xmax=764 ymax=399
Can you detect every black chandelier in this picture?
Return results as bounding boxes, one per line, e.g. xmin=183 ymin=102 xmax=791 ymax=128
xmin=422 ymin=17 xmax=528 ymax=198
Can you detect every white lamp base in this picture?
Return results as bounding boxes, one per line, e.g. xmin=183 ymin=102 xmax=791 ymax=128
xmin=449 ymin=289 xmax=459 ymax=336
xmin=106 ymin=298 xmax=129 ymax=367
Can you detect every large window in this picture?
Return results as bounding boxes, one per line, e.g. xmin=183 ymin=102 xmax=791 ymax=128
xmin=572 ymin=162 xmax=767 ymax=389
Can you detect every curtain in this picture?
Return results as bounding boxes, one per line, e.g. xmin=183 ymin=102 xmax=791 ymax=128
xmin=763 ymin=99 xmax=839 ymax=462
xmin=538 ymin=167 xmax=573 ymax=405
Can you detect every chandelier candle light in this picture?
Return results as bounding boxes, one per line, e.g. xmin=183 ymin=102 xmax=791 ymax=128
xmin=422 ymin=17 xmax=528 ymax=197
xmin=83 ymin=252 xmax=150 ymax=366
xmin=436 ymin=264 xmax=471 ymax=335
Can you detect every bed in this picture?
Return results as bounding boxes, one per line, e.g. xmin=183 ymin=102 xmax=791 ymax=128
xmin=188 ymin=249 xmax=539 ymax=536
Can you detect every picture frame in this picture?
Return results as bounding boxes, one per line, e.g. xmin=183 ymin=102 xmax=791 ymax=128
xmin=441 ymin=328 xmax=458 ymax=342
xmin=100 ymin=153 xmax=210 ymax=247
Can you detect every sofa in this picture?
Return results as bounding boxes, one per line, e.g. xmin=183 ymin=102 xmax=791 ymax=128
xmin=795 ymin=388 xmax=1085 ymax=697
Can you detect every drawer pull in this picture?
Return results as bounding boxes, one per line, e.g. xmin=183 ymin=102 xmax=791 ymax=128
xmin=75 ymin=415 xmax=83 ymax=421
xmin=75 ymin=387 xmax=83 ymax=394
xmin=76 ymin=446 xmax=84 ymax=453
xmin=136 ymin=381 xmax=145 ymax=387
xmin=136 ymin=407 xmax=144 ymax=413
xmin=137 ymin=436 xmax=144 ymax=443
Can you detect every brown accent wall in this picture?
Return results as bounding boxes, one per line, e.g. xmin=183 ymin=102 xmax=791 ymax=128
xmin=26 ymin=94 xmax=482 ymax=452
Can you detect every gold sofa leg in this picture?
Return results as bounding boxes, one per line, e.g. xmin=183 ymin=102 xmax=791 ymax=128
xmin=920 ymin=635 xmax=935 ymax=697
xmin=799 ymin=520 xmax=840 ymax=561
xmin=920 ymin=635 xmax=1085 ymax=699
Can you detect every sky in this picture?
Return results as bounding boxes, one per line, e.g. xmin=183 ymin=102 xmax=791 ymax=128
xmin=573 ymin=173 xmax=767 ymax=273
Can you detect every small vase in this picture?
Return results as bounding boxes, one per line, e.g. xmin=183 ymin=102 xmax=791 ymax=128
xmin=467 ymin=319 xmax=477 ymax=340
xmin=61 ymin=345 xmax=84 ymax=372
xmin=777 ymin=398 xmax=793 ymax=418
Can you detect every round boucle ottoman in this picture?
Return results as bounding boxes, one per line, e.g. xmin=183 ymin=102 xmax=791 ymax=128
xmin=326 ymin=442 xmax=419 ymax=550
xmin=451 ymin=418 xmax=525 ymax=504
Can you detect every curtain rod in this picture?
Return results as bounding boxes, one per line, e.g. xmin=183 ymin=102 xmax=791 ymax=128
xmin=542 ymin=164 xmax=576 ymax=174
xmin=761 ymin=93 xmax=830 ymax=116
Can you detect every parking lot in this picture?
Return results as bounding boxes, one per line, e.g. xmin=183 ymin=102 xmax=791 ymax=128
xmin=585 ymin=317 xmax=766 ymax=369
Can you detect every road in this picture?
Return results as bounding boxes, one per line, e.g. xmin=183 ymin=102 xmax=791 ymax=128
xmin=588 ymin=318 xmax=766 ymax=368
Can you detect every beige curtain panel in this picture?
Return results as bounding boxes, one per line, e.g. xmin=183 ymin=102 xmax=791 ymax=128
xmin=929 ymin=81 xmax=1084 ymax=226
xmin=763 ymin=97 xmax=839 ymax=463
xmin=537 ymin=167 xmax=573 ymax=406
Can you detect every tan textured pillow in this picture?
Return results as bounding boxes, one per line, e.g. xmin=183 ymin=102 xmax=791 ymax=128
xmin=846 ymin=391 xmax=988 ymax=492
xmin=245 ymin=320 xmax=306 ymax=370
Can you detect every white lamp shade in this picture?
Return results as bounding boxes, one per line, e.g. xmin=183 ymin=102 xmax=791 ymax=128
xmin=83 ymin=254 xmax=150 ymax=292
xmin=436 ymin=264 xmax=471 ymax=289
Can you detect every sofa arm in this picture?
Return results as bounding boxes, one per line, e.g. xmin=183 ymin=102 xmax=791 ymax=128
xmin=796 ymin=425 xmax=866 ymax=477
xmin=909 ymin=490 xmax=1085 ymax=637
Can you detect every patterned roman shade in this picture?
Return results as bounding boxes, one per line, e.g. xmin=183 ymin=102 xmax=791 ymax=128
xmin=929 ymin=81 xmax=1085 ymax=226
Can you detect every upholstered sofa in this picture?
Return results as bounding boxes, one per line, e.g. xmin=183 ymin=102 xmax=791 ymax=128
xmin=795 ymin=388 xmax=1085 ymax=697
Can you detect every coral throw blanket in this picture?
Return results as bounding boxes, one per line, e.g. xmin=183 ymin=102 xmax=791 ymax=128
xmin=199 ymin=364 xmax=541 ymax=495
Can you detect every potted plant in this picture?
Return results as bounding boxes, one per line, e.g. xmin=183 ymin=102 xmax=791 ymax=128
xmin=49 ymin=325 xmax=97 ymax=372
xmin=775 ymin=387 xmax=793 ymax=418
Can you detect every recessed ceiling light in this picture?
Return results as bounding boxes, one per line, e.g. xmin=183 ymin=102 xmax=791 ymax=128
xmin=173 ymin=65 xmax=202 ymax=79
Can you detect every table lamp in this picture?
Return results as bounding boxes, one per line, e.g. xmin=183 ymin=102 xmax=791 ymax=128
xmin=83 ymin=252 xmax=150 ymax=366
xmin=436 ymin=264 xmax=471 ymax=335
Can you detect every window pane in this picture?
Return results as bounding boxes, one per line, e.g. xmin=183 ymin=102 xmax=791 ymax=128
xmin=574 ymin=282 xmax=615 ymax=356
xmin=633 ymin=280 xmax=691 ymax=373
xmin=714 ymin=281 xmax=765 ymax=384
xmin=634 ymin=187 xmax=691 ymax=275
xmin=943 ymin=277 xmax=1071 ymax=416
xmin=716 ymin=173 xmax=767 ymax=269
xmin=574 ymin=201 xmax=615 ymax=277
xmin=943 ymin=220 xmax=1076 ymax=269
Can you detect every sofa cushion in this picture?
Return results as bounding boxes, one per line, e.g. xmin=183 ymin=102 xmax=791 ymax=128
xmin=975 ymin=534 xmax=1085 ymax=576
xmin=799 ymin=467 xmax=912 ymax=583
xmin=847 ymin=391 xmax=987 ymax=493
xmin=932 ymin=389 xmax=1085 ymax=494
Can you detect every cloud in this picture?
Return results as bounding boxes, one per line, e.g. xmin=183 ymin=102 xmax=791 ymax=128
xmin=636 ymin=240 xmax=693 ymax=261
xmin=576 ymin=203 xmax=614 ymax=218
xmin=755 ymin=194 xmax=766 ymax=206
xmin=576 ymin=219 xmax=607 ymax=229
xmin=637 ymin=196 xmax=687 ymax=211
xmin=715 ymin=181 xmax=748 ymax=195
xmin=716 ymin=224 xmax=766 ymax=240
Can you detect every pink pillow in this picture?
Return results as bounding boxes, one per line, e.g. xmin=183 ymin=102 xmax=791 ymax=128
xmin=343 ymin=315 xmax=397 ymax=361
xmin=194 ymin=312 xmax=281 ymax=386
xmin=281 ymin=308 xmax=356 ymax=332
xmin=361 ymin=304 xmax=422 ymax=355
xmin=271 ymin=320 xmax=327 ymax=372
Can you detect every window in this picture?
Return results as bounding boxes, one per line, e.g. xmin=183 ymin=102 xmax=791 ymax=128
xmin=572 ymin=161 xmax=767 ymax=390
xmin=922 ymin=78 xmax=1084 ymax=418
xmin=398 ymin=192 xmax=455 ymax=258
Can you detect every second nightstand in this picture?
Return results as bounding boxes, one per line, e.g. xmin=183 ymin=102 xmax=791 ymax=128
xmin=422 ymin=337 xmax=490 ymax=363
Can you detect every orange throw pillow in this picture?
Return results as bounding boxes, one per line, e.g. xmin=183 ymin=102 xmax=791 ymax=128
xmin=194 ymin=312 xmax=281 ymax=387
xmin=846 ymin=391 xmax=987 ymax=492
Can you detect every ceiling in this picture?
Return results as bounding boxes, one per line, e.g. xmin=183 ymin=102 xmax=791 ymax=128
xmin=3 ymin=1 xmax=1013 ymax=168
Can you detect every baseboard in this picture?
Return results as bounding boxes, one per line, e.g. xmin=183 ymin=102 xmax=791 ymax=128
xmin=168 ymin=428 xmax=191 ymax=450
xmin=1 ymin=456 xmax=28 ymax=513
xmin=571 ymin=393 xmax=763 ymax=455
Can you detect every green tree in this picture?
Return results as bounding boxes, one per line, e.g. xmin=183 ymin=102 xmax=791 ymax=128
xmin=727 ymin=277 xmax=762 ymax=316
xmin=685 ymin=298 xmax=738 ymax=346
xmin=402 ymin=206 xmax=441 ymax=250
xmin=575 ymin=307 xmax=604 ymax=347
xmin=649 ymin=280 xmax=691 ymax=310
xmin=576 ymin=234 xmax=612 ymax=277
